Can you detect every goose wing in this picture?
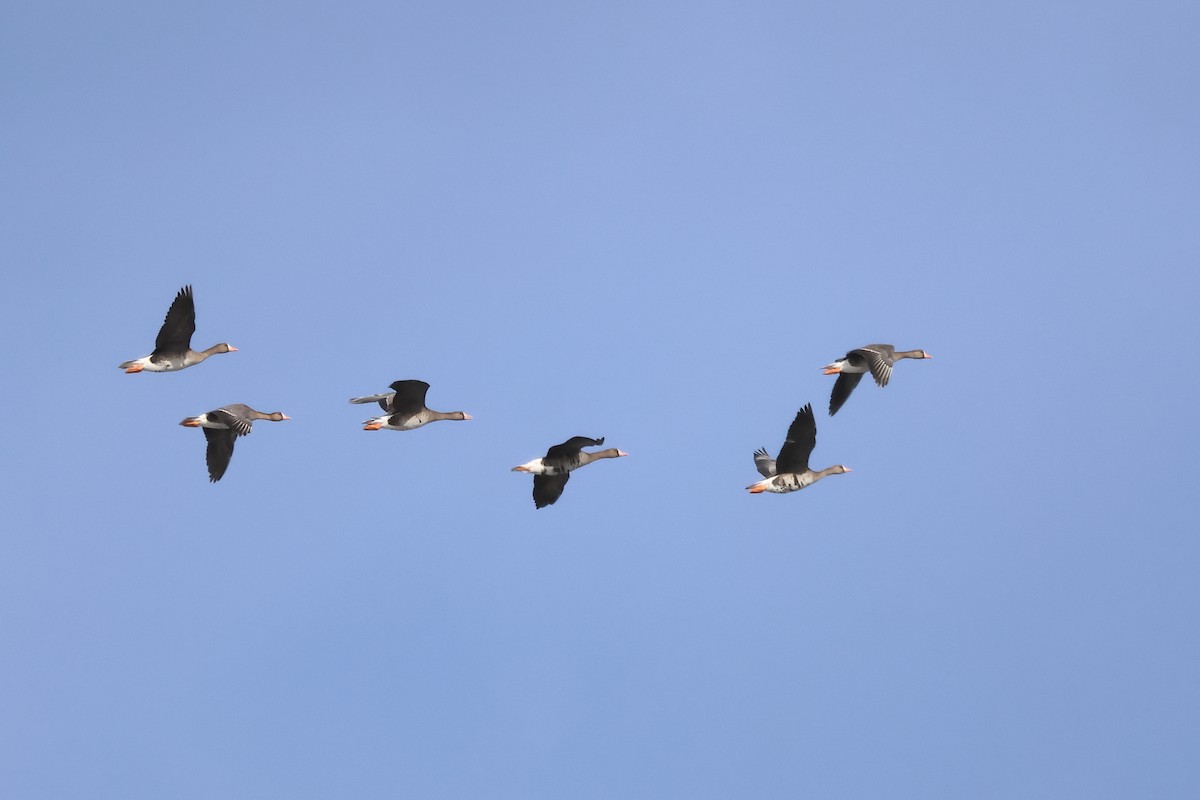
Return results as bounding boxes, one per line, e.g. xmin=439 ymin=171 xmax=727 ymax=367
xmin=533 ymin=472 xmax=570 ymax=508
xmin=545 ymin=436 xmax=603 ymax=460
xmin=387 ymin=380 xmax=431 ymax=416
xmin=543 ymin=436 xmax=604 ymax=472
xmin=829 ymin=371 xmax=865 ymax=416
xmin=211 ymin=405 xmax=254 ymax=436
xmin=856 ymin=344 xmax=896 ymax=387
xmin=153 ymin=285 xmax=196 ymax=355
xmin=775 ymin=404 xmax=816 ymax=475
xmin=753 ymin=447 xmax=777 ymax=478
xmin=202 ymin=427 xmax=236 ymax=482
xmin=348 ymin=392 xmax=393 ymax=407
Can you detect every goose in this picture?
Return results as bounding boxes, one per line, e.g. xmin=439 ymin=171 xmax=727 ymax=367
xmin=512 ymin=436 xmax=628 ymax=508
xmin=822 ymin=344 xmax=931 ymax=415
xmin=180 ymin=404 xmax=290 ymax=482
xmin=119 ymin=285 xmax=236 ymax=373
xmin=747 ymin=403 xmax=850 ymax=494
xmin=353 ymin=380 xmax=472 ymax=431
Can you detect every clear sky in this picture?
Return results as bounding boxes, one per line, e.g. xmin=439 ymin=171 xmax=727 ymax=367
xmin=2 ymin=1 xmax=1198 ymax=797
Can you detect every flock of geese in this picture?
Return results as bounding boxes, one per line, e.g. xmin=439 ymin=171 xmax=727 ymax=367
xmin=120 ymin=286 xmax=931 ymax=507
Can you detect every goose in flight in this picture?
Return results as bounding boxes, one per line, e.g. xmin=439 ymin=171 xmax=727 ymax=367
xmin=119 ymin=285 xmax=236 ymax=373
xmin=180 ymin=404 xmax=289 ymax=482
xmin=747 ymin=404 xmax=850 ymax=494
xmin=353 ymin=380 xmax=472 ymax=431
xmin=823 ymin=344 xmax=931 ymax=415
xmin=512 ymin=436 xmax=628 ymax=508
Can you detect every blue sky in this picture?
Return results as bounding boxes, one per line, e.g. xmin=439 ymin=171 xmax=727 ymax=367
xmin=2 ymin=1 xmax=1198 ymax=797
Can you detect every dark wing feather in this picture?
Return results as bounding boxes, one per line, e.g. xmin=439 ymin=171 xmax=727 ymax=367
xmin=377 ymin=396 xmax=393 ymax=412
xmin=857 ymin=344 xmax=896 ymax=387
xmin=828 ymin=372 xmax=865 ymax=416
xmin=203 ymin=427 xmax=236 ymax=482
xmin=387 ymin=380 xmax=431 ymax=416
xmin=211 ymin=407 xmax=253 ymax=436
xmin=775 ymin=404 xmax=816 ymax=474
xmin=153 ymin=285 xmax=196 ymax=355
xmin=545 ymin=436 xmax=603 ymax=460
xmin=533 ymin=472 xmax=570 ymax=508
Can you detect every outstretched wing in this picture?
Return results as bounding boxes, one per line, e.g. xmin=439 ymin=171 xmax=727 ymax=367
xmin=387 ymin=380 xmax=431 ymax=416
xmin=776 ymin=404 xmax=816 ymax=475
xmin=545 ymin=436 xmax=604 ymax=460
xmin=211 ymin=406 xmax=254 ymax=436
xmin=753 ymin=447 xmax=777 ymax=478
xmin=533 ymin=472 xmax=570 ymax=508
xmin=348 ymin=392 xmax=392 ymax=406
xmin=202 ymin=427 xmax=236 ymax=482
xmin=856 ymin=344 xmax=895 ymax=387
xmin=829 ymin=371 xmax=865 ymax=416
xmin=154 ymin=285 xmax=196 ymax=354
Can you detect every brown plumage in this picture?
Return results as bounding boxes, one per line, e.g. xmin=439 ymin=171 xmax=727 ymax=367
xmin=823 ymin=344 xmax=931 ymax=415
xmin=179 ymin=404 xmax=290 ymax=482
xmin=119 ymin=285 xmax=236 ymax=373
xmin=511 ymin=436 xmax=629 ymax=508
xmin=747 ymin=404 xmax=850 ymax=494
